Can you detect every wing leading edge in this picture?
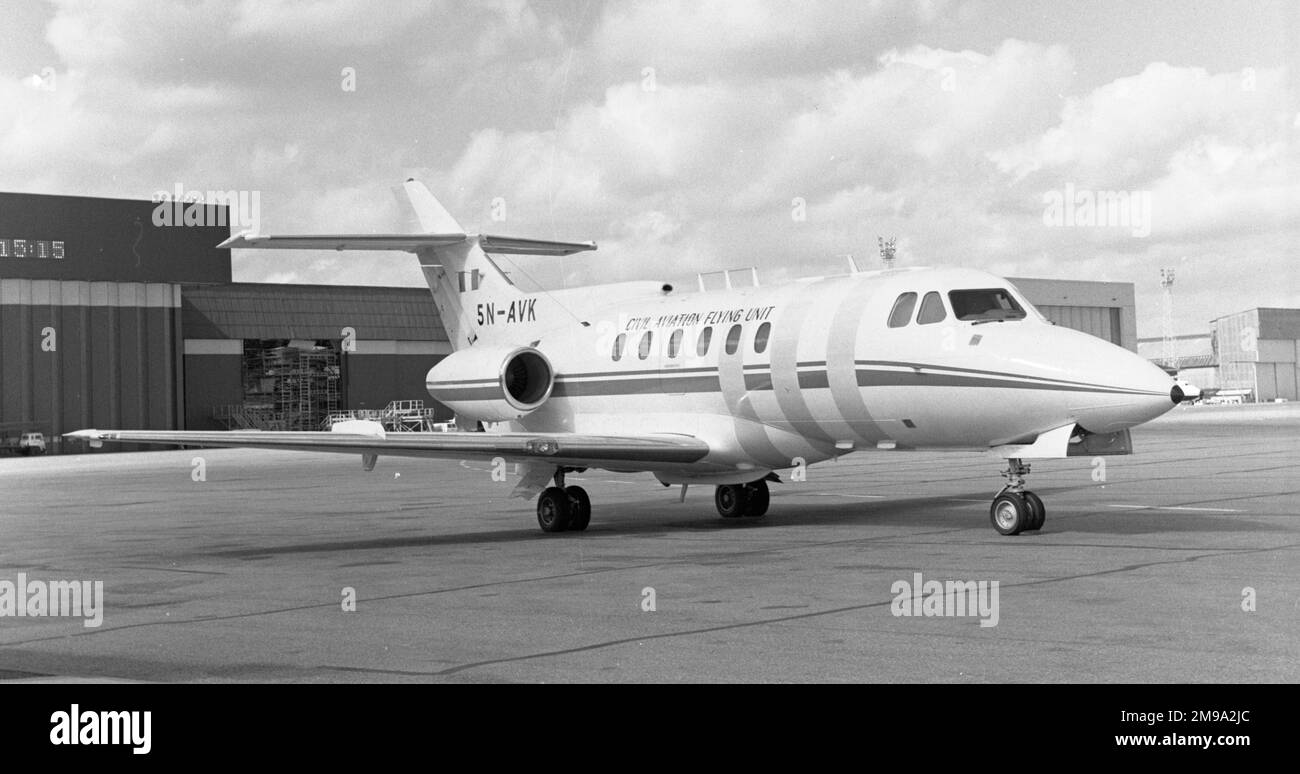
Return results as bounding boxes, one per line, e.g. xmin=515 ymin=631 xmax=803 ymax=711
xmin=63 ymin=428 xmax=709 ymax=467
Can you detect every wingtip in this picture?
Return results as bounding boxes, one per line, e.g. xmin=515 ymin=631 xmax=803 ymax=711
xmin=65 ymin=429 xmax=105 ymax=448
xmin=217 ymin=229 xmax=260 ymax=249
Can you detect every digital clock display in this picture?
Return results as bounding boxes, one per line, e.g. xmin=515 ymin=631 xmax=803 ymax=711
xmin=0 ymin=239 xmax=64 ymax=259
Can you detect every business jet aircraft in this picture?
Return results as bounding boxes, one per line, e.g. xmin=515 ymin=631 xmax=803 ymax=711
xmin=69 ymin=180 xmax=1190 ymax=536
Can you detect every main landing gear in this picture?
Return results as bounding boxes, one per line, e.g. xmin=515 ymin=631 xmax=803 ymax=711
xmin=989 ymin=457 xmax=1045 ymax=535
xmin=536 ymin=468 xmax=591 ymax=533
xmin=714 ymin=479 xmax=770 ymax=519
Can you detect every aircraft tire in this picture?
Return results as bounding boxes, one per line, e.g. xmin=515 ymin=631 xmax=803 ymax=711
xmin=715 ymin=485 xmax=748 ymax=518
xmin=566 ymin=485 xmax=591 ymax=531
xmin=1022 ymin=491 xmax=1045 ymax=531
xmin=990 ymin=492 xmax=1028 ymax=536
xmin=537 ymin=486 xmax=573 ymax=532
xmin=743 ymin=480 xmax=770 ymax=517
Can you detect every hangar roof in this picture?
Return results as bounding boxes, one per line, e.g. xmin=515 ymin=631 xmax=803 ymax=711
xmin=182 ymin=283 xmax=446 ymax=342
xmin=1213 ymin=308 xmax=1300 ymax=340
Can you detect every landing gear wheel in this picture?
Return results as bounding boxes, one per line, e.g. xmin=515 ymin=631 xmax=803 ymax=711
xmin=1022 ymin=491 xmax=1045 ymax=531
xmin=990 ymin=492 xmax=1029 ymax=536
xmin=537 ymin=486 xmax=573 ymax=533
xmin=742 ymin=480 xmax=769 ymax=517
xmin=715 ymin=485 xmax=748 ymax=518
xmin=565 ymin=485 xmax=591 ymax=531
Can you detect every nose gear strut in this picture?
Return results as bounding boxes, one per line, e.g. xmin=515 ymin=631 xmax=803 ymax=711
xmin=989 ymin=457 xmax=1045 ymax=535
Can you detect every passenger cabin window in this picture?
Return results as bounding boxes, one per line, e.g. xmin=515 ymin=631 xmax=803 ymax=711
xmin=668 ymin=329 xmax=684 ymax=358
xmin=754 ymin=322 xmax=771 ymax=353
xmin=948 ymin=288 xmax=1027 ymax=322
xmin=638 ymin=331 xmax=653 ymax=360
xmin=725 ymin=324 xmax=743 ymax=355
xmin=916 ymin=292 xmax=946 ymax=325
xmin=612 ymin=333 xmax=626 ymax=361
xmin=697 ymin=326 xmax=713 ymax=356
xmin=888 ymin=292 xmax=917 ymax=328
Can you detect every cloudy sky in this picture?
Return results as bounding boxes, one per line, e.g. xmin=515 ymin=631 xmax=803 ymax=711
xmin=2 ymin=0 xmax=1296 ymax=336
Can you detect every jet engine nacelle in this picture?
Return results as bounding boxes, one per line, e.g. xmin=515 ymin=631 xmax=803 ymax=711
xmin=425 ymin=345 xmax=555 ymax=422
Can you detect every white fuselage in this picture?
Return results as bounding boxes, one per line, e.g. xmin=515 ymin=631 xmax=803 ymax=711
xmin=440 ymin=266 xmax=1175 ymax=483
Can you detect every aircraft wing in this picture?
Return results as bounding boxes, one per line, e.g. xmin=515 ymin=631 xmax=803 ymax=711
xmin=63 ymin=427 xmax=708 ymax=467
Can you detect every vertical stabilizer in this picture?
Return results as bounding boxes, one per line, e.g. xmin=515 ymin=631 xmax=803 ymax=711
xmin=403 ymin=180 xmax=521 ymax=350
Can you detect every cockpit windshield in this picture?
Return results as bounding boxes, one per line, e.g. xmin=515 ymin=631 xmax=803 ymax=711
xmin=948 ymin=288 xmax=1027 ymax=322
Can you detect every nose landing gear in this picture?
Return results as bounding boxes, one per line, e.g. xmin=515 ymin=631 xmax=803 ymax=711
xmin=990 ymin=458 xmax=1045 ymax=535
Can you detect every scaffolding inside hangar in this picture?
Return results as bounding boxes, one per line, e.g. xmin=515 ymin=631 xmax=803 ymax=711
xmin=213 ymin=341 xmax=340 ymax=431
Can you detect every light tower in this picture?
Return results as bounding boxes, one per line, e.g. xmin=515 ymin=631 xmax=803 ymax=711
xmin=878 ymin=236 xmax=897 ymax=270
xmin=1160 ymin=268 xmax=1176 ymax=371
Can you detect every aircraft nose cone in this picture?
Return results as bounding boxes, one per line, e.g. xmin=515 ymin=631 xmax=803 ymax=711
xmin=1172 ymin=379 xmax=1201 ymax=404
xmin=1060 ymin=333 xmax=1179 ymax=433
xmin=1103 ymin=356 xmax=1179 ymax=429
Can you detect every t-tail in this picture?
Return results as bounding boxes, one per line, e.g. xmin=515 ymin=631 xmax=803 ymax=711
xmin=217 ymin=179 xmax=596 ymax=351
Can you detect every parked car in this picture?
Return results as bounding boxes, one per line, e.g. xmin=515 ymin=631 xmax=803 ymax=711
xmin=2 ymin=431 xmax=46 ymax=455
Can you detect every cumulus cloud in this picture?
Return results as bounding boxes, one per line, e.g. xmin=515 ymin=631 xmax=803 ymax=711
xmin=0 ymin=1 xmax=1294 ymax=333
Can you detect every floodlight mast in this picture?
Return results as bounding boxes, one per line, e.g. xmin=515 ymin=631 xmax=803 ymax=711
xmin=878 ymin=236 xmax=897 ymax=270
xmin=1160 ymin=268 xmax=1176 ymax=370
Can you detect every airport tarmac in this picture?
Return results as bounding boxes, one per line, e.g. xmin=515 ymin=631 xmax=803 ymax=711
xmin=1 ymin=404 xmax=1296 ymax=683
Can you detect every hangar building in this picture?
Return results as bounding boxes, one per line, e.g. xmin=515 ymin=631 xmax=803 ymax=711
xmin=1 ymin=191 xmax=1137 ymax=453
xmin=1141 ymin=309 xmax=1300 ymax=401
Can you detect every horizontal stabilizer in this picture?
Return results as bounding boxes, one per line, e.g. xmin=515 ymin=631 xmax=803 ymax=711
xmin=480 ymin=235 xmax=597 ymax=256
xmin=218 ymin=232 xmax=467 ymax=251
xmin=218 ymin=231 xmax=596 ymax=256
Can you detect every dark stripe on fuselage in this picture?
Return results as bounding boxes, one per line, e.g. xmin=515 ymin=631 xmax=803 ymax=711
xmin=853 ymin=360 xmax=1166 ymax=395
xmin=852 ymin=370 xmax=1151 ymax=394
xmin=437 ymin=362 xmax=1159 ymax=401
xmin=424 ymin=385 xmax=503 ymax=401
xmin=427 ymin=379 xmax=498 ymax=388
xmin=552 ymin=375 xmax=720 ymax=397
xmin=797 ymin=371 xmax=830 ymax=389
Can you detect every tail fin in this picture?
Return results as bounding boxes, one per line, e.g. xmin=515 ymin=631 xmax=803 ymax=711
xmin=403 ymin=178 xmax=463 ymax=233
xmin=217 ymin=179 xmax=596 ymax=351
xmin=404 ymin=180 xmax=519 ymax=350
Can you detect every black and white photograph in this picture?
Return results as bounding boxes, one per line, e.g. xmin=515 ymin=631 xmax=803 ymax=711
xmin=0 ymin=0 xmax=1294 ymax=733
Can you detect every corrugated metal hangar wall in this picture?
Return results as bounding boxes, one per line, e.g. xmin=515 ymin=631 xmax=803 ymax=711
xmin=0 ymin=192 xmax=229 ymax=451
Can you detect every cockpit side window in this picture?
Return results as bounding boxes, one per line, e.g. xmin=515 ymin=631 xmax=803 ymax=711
xmin=948 ymin=288 xmax=1027 ymax=322
xmin=916 ymin=291 xmax=946 ymax=325
xmin=887 ymin=292 xmax=917 ymax=328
